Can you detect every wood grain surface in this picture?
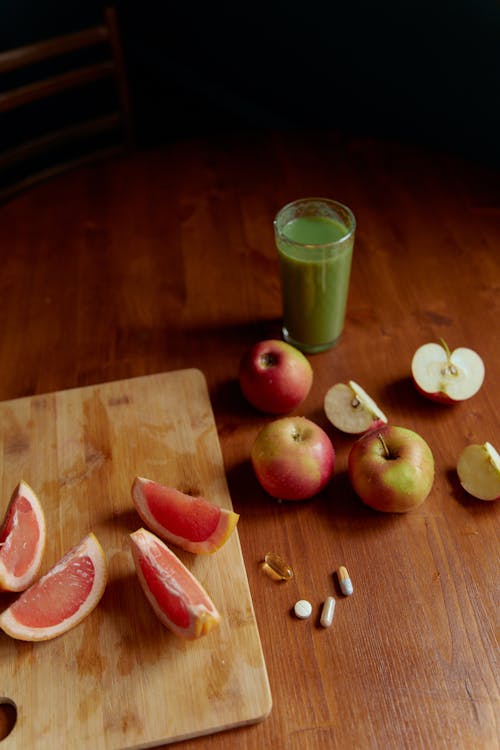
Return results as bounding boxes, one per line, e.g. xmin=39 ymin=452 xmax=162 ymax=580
xmin=0 ymin=370 xmax=271 ymax=749
xmin=0 ymin=131 xmax=498 ymax=749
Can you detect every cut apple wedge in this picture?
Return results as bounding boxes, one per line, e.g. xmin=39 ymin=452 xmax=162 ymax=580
xmin=457 ymin=442 xmax=500 ymax=501
xmin=411 ymin=340 xmax=484 ymax=403
xmin=324 ymin=381 xmax=387 ymax=434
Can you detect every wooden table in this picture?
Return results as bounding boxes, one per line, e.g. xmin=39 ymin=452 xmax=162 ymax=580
xmin=0 ymin=132 xmax=498 ymax=749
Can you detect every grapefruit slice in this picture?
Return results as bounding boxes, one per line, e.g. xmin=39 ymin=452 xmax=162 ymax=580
xmin=130 ymin=528 xmax=221 ymax=639
xmin=0 ymin=481 xmax=46 ymax=592
xmin=0 ymin=532 xmax=107 ymax=641
xmin=131 ymin=476 xmax=239 ymax=554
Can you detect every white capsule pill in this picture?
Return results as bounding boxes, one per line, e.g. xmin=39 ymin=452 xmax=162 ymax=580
xmin=338 ymin=565 xmax=353 ymax=596
xmin=294 ymin=599 xmax=312 ymax=619
xmin=320 ymin=596 xmax=336 ymax=628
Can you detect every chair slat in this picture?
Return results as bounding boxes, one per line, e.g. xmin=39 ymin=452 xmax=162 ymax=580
xmin=0 ymin=60 xmax=115 ymax=113
xmin=0 ymin=26 xmax=109 ymax=74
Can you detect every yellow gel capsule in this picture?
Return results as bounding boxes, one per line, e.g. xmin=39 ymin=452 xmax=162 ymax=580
xmin=337 ymin=565 xmax=353 ymax=596
xmin=263 ymin=552 xmax=294 ymax=581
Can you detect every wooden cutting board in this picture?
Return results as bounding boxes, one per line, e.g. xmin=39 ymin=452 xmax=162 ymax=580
xmin=0 ymin=369 xmax=272 ymax=749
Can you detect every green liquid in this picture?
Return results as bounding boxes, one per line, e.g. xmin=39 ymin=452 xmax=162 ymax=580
xmin=277 ymin=215 xmax=354 ymax=352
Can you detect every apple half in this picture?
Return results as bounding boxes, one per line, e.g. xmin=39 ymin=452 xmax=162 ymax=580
xmin=324 ymin=380 xmax=388 ymax=434
xmin=457 ymin=442 xmax=500 ymax=501
xmin=411 ymin=339 xmax=485 ymax=403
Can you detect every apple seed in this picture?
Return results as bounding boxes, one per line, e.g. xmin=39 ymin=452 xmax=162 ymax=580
xmin=440 ymin=363 xmax=459 ymax=376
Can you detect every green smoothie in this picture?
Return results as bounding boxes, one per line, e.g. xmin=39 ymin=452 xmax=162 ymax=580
xmin=275 ymin=206 xmax=355 ymax=353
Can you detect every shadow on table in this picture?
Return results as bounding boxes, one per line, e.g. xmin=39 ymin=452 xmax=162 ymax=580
xmin=381 ymin=375 xmax=447 ymax=418
xmin=446 ymin=467 xmax=496 ymax=514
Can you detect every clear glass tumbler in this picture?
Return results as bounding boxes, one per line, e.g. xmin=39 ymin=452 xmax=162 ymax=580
xmin=274 ymin=197 xmax=356 ymax=353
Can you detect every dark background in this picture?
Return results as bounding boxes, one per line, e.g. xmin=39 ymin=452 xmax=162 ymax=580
xmin=2 ymin=0 xmax=500 ymax=166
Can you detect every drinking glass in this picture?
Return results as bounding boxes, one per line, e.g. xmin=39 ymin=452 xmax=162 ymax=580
xmin=274 ymin=197 xmax=356 ymax=353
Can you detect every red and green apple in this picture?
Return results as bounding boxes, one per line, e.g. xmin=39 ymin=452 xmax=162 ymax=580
xmin=239 ymin=339 xmax=313 ymax=414
xmin=251 ymin=416 xmax=335 ymax=500
xmin=348 ymin=425 xmax=434 ymax=513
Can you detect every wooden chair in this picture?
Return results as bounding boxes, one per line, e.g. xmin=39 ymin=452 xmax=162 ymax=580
xmin=0 ymin=6 xmax=133 ymax=202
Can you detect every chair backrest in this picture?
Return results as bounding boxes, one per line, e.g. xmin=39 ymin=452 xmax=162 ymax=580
xmin=0 ymin=6 xmax=132 ymax=202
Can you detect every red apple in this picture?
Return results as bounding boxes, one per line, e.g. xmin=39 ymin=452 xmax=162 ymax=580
xmin=411 ymin=339 xmax=484 ymax=403
xmin=348 ymin=425 xmax=434 ymax=513
xmin=324 ymin=380 xmax=387 ymax=434
xmin=239 ymin=339 xmax=313 ymax=414
xmin=457 ymin=442 xmax=500 ymax=501
xmin=251 ymin=416 xmax=335 ymax=500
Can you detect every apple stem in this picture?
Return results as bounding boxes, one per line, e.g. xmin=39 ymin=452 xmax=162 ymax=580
xmin=439 ymin=337 xmax=458 ymax=376
xmin=439 ymin=337 xmax=451 ymax=359
xmin=377 ymin=433 xmax=391 ymax=459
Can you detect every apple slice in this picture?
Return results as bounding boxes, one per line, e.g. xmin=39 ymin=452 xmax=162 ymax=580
xmin=411 ymin=339 xmax=484 ymax=403
xmin=324 ymin=380 xmax=387 ymax=434
xmin=457 ymin=442 xmax=500 ymax=501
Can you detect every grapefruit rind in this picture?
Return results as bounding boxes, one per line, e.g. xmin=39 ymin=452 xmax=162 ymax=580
xmin=0 ymin=532 xmax=107 ymax=641
xmin=130 ymin=528 xmax=221 ymax=640
xmin=131 ymin=476 xmax=239 ymax=554
xmin=0 ymin=480 xmax=47 ymax=593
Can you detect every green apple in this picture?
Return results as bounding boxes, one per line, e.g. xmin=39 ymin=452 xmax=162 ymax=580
xmin=348 ymin=425 xmax=434 ymax=513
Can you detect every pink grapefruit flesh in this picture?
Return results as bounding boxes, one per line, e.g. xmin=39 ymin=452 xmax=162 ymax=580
xmin=131 ymin=476 xmax=239 ymax=554
xmin=130 ymin=527 xmax=221 ymax=639
xmin=0 ymin=481 xmax=46 ymax=592
xmin=0 ymin=532 xmax=107 ymax=641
